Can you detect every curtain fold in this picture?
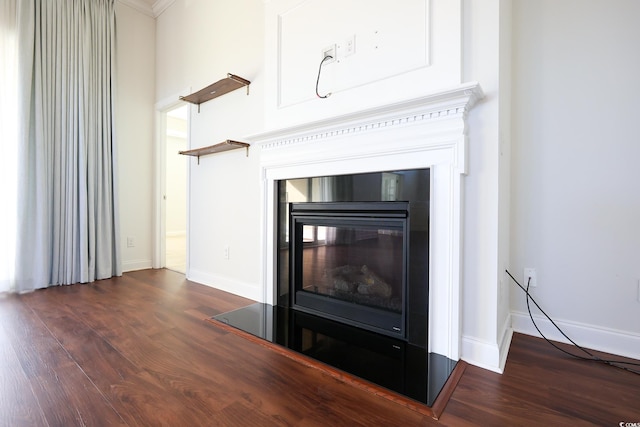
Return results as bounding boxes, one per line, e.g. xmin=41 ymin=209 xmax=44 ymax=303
xmin=12 ymin=0 xmax=121 ymax=292
xmin=0 ymin=0 xmax=19 ymax=293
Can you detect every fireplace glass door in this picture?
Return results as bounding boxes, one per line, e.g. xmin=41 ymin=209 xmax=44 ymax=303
xmin=290 ymin=202 xmax=408 ymax=338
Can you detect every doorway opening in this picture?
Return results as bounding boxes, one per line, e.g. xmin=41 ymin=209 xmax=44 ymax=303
xmin=164 ymin=104 xmax=188 ymax=273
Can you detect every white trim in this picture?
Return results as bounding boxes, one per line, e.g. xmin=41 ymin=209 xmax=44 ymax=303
xmin=152 ymin=0 xmax=175 ymax=17
xmin=117 ymin=0 xmax=154 ymax=18
xmin=250 ymin=83 xmax=483 ymax=362
xmin=461 ymin=335 xmax=505 ymax=374
xmin=122 ymin=259 xmax=153 ymax=272
xmin=498 ymin=314 xmax=514 ymax=370
xmin=253 ymin=82 xmax=483 ymax=154
xmin=511 ymin=311 xmax=640 ymax=361
xmin=188 ymin=269 xmax=263 ymax=302
xmin=460 ymin=306 xmax=514 ymax=374
xmin=154 ymin=90 xmax=189 ymax=112
xmin=154 ymin=90 xmax=191 ymax=271
xmin=117 ymin=0 xmax=175 ymax=18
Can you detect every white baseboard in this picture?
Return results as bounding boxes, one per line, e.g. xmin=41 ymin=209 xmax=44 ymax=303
xmin=461 ymin=335 xmax=505 ymax=374
xmin=461 ymin=314 xmax=513 ymax=374
xmin=511 ymin=310 xmax=640 ymax=361
xmin=188 ymin=269 xmax=262 ymax=302
xmin=498 ymin=315 xmax=514 ymax=370
xmin=122 ymin=259 xmax=152 ymax=272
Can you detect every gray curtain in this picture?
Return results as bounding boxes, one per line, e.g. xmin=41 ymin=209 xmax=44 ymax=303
xmin=13 ymin=0 xmax=121 ymax=292
xmin=0 ymin=0 xmax=19 ymax=292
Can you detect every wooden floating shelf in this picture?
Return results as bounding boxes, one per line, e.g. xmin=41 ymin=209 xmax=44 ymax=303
xmin=179 ymin=73 xmax=250 ymax=112
xmin=179 ymin=140 xmax=250 ymax=164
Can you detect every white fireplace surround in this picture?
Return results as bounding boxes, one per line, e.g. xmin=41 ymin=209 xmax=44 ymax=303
xmin=250 ymin=82 xmax=483 ymax=361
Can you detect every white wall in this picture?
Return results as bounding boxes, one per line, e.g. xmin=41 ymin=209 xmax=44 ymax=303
xmin=115 ymin=2 xmax=156 ymax=271
xmin=135 ymin=0 xmax=640 ymax=372
xmin=510 ymin=0 xmax=640 ymax=359
xmin=263 ymin=0 xmax=462 ymax=129
xmin=459 ymin=0 xmax=512 ymax=372
xmin=154 ymin=0 xmax=514 ymax=371
xmin=156 ymin=0 xmax=265 ymax=300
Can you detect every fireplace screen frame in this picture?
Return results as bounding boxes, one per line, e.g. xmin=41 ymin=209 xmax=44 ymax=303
xmin=290 ymin=202 xmax=410 ymax=339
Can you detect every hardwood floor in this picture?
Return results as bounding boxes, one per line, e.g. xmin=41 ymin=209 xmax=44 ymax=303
xmin=1 ymin=269 xmax=638 ymax=426
xmin=165 ymin=234 xmax=186 ymax=274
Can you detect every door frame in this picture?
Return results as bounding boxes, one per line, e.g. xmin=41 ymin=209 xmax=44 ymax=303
xmin=153 ymin=90 xmax=191 ymax=270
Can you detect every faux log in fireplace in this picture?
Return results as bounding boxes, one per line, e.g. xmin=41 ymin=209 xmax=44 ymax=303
xmin=290 ymin=202 xmax=409 ymax=338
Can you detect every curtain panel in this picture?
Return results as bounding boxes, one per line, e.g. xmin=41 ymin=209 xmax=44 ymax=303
xmin=12 ymin=0 xmax=121 ymax=292
xmin=0 ymin=0 xmax=19 ymax=292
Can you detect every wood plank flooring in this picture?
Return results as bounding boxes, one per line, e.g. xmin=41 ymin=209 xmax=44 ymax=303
xmin=1 ymin=269 xmax=638 ymax=426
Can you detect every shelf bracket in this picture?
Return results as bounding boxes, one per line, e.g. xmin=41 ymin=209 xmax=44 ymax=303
xmin=228 ymin=73 xmax=251 ymax=96
xmin=179 ymin=73 xmax=251 ymax=114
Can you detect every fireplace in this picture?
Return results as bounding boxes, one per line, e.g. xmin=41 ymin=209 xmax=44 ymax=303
xmin=290 ymin=201 xmax=409 ymax=337
xmin=253 ymin=85 xmax=483 ymax=361
xmin=211 ymin=84 xmax=484 ymax=406
xmin=277 ymin=169 xmax=430 ymax=348
xmin=215 ymin=168 xmax=442 ymax=404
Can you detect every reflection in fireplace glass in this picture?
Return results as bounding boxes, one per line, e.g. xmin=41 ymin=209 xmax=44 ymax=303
xmin=299 ymin=223 xmax=404 ymax=314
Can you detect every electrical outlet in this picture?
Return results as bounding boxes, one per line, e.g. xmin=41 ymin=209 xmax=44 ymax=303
xmin=344 ymin=34 xmax=356 ymax=56
xmin=524 ymin=268 xmax=537 ymax=288
xmin=126 ymin=236 xmax=135 ymax=248
xmin=224 ymin=246 xmax=230 ymax=260
xmin=322 ymin=44 xmax=336 ymax=63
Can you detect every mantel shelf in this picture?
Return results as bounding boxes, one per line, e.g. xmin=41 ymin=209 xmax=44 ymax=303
xmin=179 ymin=140 xmax=250 ymax=164
xmin=179 ymin=73 xmax=250 ymax=112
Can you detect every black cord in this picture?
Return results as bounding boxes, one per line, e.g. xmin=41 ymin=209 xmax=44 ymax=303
xmin=505 ymin=269 xmax=640 ymax=375
xmin=315 ymin=55 xmax=333 ymax=99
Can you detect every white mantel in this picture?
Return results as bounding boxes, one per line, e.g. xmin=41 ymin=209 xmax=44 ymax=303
xmin=249 ymin=82 xmax=483 ymax=361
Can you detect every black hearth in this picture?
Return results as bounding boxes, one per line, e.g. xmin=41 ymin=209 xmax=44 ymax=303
xmin=214 ymin=302 xmax=456 ymax=406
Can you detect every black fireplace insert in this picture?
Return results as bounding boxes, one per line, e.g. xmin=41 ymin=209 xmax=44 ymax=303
xmin=290 ymin=202 xmax=409 ymax=338
xmin=277 ymin=169 xmax=430 ymax=349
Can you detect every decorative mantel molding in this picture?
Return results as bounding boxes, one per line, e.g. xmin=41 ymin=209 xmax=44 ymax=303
xmin=253 ymin=82 xmax=483 ymax=152
xmin=250 ymin=82 xmax=483 ymax=362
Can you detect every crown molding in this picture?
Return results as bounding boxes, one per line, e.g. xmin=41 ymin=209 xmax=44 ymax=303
xmin=118 ymin=0 xmax=154 ymax=18
xmin=117 ymin=0 xmax=174 ymax=18
xmin=152 ymin=0 xmax=175 ymax=17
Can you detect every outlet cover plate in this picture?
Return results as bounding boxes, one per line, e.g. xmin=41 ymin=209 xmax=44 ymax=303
xmin=524 ymin=268 xmax=537 ymax=287
xmin=322 ymin=44 xmax=336 ymax=63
